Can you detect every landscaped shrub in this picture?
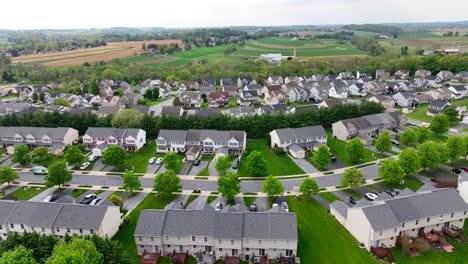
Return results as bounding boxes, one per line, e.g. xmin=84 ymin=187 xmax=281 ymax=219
xmin=273 ymin=146 xmax=286 ymax=155
xmin=109 ymin=194 xmax=124 ymax=207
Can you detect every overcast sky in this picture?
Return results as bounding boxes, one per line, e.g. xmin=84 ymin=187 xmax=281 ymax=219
xmin=1 ymin=0 xmax=467 ymax=30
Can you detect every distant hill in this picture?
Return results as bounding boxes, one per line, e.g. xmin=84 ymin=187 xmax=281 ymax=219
xmin=384 ymin=20 xmax=468 ymax=29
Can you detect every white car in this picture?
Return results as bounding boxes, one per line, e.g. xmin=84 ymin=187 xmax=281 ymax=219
xmin=89 ymin=198 xmax=101 ymax=206
xmin=272 ymin=203 xmax=279 ymax=208
xmin=155 ymin=158 xmax=163 ymax=165
xmin=80 ymin=162 xmax=90 ymax=170
xmin=215 ymin=202 xmax=223 ymax=211
xmin=149 ymin=157 xmax=157 ymax=164
xmin=43 ymin=195 xmax=56 ymax=202
xmin=88 ymin=155 xmax=97 ymax=162
xmin=281 ymin=202 xmax=289 ymax=212
xmin=365 ymin=192 xmax=379 ymax=201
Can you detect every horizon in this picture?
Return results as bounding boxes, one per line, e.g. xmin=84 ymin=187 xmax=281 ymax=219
xmin=0 ymin=0 xmax=467 ymax=30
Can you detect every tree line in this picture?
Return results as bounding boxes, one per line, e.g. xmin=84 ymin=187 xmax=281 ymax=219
xmin=0 ymin=102 xmax=384 ymax=139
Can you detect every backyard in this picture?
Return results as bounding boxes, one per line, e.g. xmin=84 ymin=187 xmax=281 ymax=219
xmin=10 ymin=186 xmax=47 ymax=200
xmin=326 ymin=130 xmax=379 ymax=166
xmin=126 ymin=142 xmax=157 ymax=173
xmin=237 ymin=138 xmax=304 ymax=176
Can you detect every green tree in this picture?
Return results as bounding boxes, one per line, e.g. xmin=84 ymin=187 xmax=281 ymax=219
xmin=247 ymin=151 xmax=268 ymax=176
xmin=340 ymin=167 xmax=366 ymax=188
xmin=375 ymin=131 xmax=392 ymax=153
xmin=464 ymin=136 xmax=468 ymax=158
xmin=215 ymin=156 xmax=231 ymax=176
xmin=416 ymin=127 xmax=430 ymax=144
xmin=0 ymin=246 xmax=36 ymax=264
xmin=46 ymin=238 xmax=103 ymax=264
xmin=89 ymin=78 xmax=100 ymax=95
xmin=30 ymin=147 xmax=55 ymax=167
xmin=0 ymin=232 xmax=58 ymax=263
xmin=418 ymin=141 xmax=440 ymax=170
xmin=111 ymin=109 xmax=144 ymax=128
xmin=446 ymin=136 xmax=465 ymax=161
xmin=163 ymin=152 xmax=179 ymax=171
xmin=32 ymin=92 xmax=38 ymax=102
xmin=154 ymin=170 xmax=181 ymax=198
xmin=313 ymin=145 xmax=331 ymax=168
xmin=400 ymin=129 xmax=418 ymax=147
xmin=64 ymin=146 xmax=86 ymax=169
xmin=102 ymin=145 xmax=127 ymax=170
xmin=430 ymin=114 xmax=450 ymax=135
xmin=299 ymin=178 xmax=319 ymax=199
xmin=53 ymin=98 xmax=70 ymax=107
xmin=435 ymin=143 xmax=449 ymax=164
xmin=123 ymin=171 xmax=141 ymax=196
xmin=398 ymin=148 xmax=420 ymax=175
xmin=100 ymin=69 xmax=123 ymax=80
xmin=379 ymin=159 xmax=405 ymax=184
xmin=443 ymin=107 xmax=459 ymax=122
xmin=261 ymin=175 xmax=284 ymax=197
xmin=217 ymin=172 xmax=240 ymax=205
xmin=0 ymin=166 xmax=18 ymax=186
xmin=38 ymin=91 xmax=45 ymax=102
xmin=12 ymin=144 xmax=30 ymax=166
xmin=345 ymin=138 xmax=365 ymax=163
xmin=45 ymin=161 xmax=72 ymax=189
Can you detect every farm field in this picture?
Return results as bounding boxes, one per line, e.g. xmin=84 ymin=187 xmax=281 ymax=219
xmin=11 ymin=39 xmax=183 ymax=66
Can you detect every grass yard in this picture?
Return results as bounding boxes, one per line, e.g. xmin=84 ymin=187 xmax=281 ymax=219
xmin=318 ymin=192 xmax=341 ymax=203
xmin=340 ymin=189 xmax=363 ymax=199
xmin=289 ymin=197 xmax=378 ymax=264
xmin=405 ymin=104 xmax=430 ymax=122
xmin=71 ymin=188 xmax=88 ymax=198
xmin=197 ymin=161 xmax=210 ymax=176
xmin=126 ymin=142 xmax=156 ymax=173
xmin=11 ymin=186 xmax=48 ymax=200
xmin=207 ymin=192 xmax=219 ymax=204
xmin=113 ymin=194 xmax=177 ymax=263
xmin=237 ymin=138 xmax=304 ymax=177
xmin=380 ymin=174 xmax=424 ymax=192
xmin=326 ymin=130 xmax=378 ymax=166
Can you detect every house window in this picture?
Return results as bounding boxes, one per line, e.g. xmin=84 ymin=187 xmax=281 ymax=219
xmin=427 ymin=218 xmax=430 ymax=223
xmin=258 ymin=240 xmax=262 ymax=244
xmin=451 ymin=213 xmax=454 ymax=218
xmin=193 ymin=245 xmax=196 ymax=248
xmin=167 ymin=245 xmax=171 ymax=248
xmin=204 ymin=237 xmax=207 ymax=242
xmin=79 ymin=228 xmax=83 ymax=234
xmin=0 ymin=226 xmax=2 ymax=230
xmin=218 ymin=239 xmax=221 ymax=244
xmin=90 ymin=229 xmax=93 ymax=234
xmin=150 ymin=237 xmax=154 ymax=242
xmin=67 ymin=228 xmax=70 ymax=233
xmin=231 ymin=240 xmax=234 ymax=245
xmin=219 ymin=248 xmax=222 ymax=252
xmin=402 ymin=223 xmax=405 ymax=228
xmin=465 ymin=211 xmax=467 ymax=215
xmin=41 ymin=227 xmax=45 ymax=232
xmin=56 ymin=227 xmax=60 ymax=232
xmin=166 ymin=236 xmax=168 ymax=240
xmin=9 ymin=224 xmax=13 ymax=229
xmin=416 ymin=220 xmax=419 ymax=225
xmin=379 ymin=231 xmax=383 ymax=236
xmin=394 ymin=228 xmax=397 ymax=233
xmin=246 ymin=248 xmax=249 ymax=251
xmin=192 ymin=236 xmax=195 ymax=241
xmin=20 ymin=224 xmax=24 ymax=229
xmin=139 ymin=237 xmax=142 ymax=241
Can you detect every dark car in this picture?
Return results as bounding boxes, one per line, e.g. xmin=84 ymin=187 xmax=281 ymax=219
xmin=384 ymin=189 xmax=400 ymax=197
xmin=193 ymin=188 xmax=201 ymax=193
xmin=193 ymin=159 xmax=201 ymax=166
xmin=431 ymin=178 xmax=440 ymax=183
xmin=461 ymin=166 xmax=468 ymax=173
xmin=348 ymin=196 xmax=357 ymax=205
xmin=452 ymin=168 xmax=462 ymax=174
xmin=232 ymin=158 xmax=239 ymax=169
xmin=80 ymin=194 xmax=97 ymax=204
xmin=330 ymin=154 xmax=337 ymax=162
xmin=249 ymin=203 xmax=257 ymax=212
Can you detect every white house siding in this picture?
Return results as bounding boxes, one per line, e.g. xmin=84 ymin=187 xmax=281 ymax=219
xmin=332 ymin=122 xmax=350 ymax=142
xmin=343 ymin=209 xmax=374 ymax=250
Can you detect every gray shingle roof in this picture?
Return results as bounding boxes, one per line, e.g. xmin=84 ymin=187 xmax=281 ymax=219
xmin=158 ymin=129 xmax=245 ymax=145
xmin=53 ymin=204 xmax=109 ymax=230
xmin=362 ymin=204 xmax=400 ymax=231
xmin=0 ymin=201 xmax=16 ymax=224
xmin=135 ymin=210 xmax=167 ymax=237
xmin=84 ymin=127 xmax=141 ymax=139
xmin=8 ymin=201 xmax=62 ymax=227
xmin=0 ymin=126 xmax=73 ymax=139
xmin=272 ymin=125 xmax=326 ymax=143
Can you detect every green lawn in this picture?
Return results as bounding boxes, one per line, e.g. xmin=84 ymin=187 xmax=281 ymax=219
xmin=405 ymin=104 xmax=430 ymax=122
xmin=289 ymin=197 xmax=378 ymax=264
xmin=113 ymin=194 xmax=177 ymax=263
xmin=207 ymin=193 xmax=219 ymax=204
xmin=340 ymin=189 xmax=363 ymax=199
xmin=318 ymin=192 xmax=341 ymax=203
xmin=127 ymin=142 xmax=156 ymax=173
xmin=326 ymin=130 xmax=378 ymax=166
xmin=11 ymin=186 xmax=48 ymax=200
xmin=71 ymin=188 xmax=88 ymax=198
xmin=237 ymin=138 xmax=304 ymax=176
xmin=380 ymin=174 xmax=424 ymax=192
xmin=173 ymin=46 xmax=227 ymax=59
xmin=197 ymin=161 xmax=210 ymax=176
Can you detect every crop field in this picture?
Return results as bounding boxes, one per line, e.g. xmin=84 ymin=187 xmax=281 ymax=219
xmin=11 ymin=39 xmax=183 ymax=66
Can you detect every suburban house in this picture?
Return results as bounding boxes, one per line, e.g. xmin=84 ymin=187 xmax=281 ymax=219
xmin=180 ymin=92 xmax=202 ymax=108
xmin=288 ymin=87 xmax=312 ymax=102
xmin=100 ymin=95 xmax=120 ymax=106
xmin=414 ymin=69 xmax=432 ymax=78
xmin=347 ymin=82 xmax=367 ymax=97
xmin=238 ymin=90 xmax=259 ymax=106
xmin=200 ymin=79 xmax=216 ymax=87
xmin=0 ymin=200 xmax=120 ymax=240
xmin=269 ymin=125 xmax=327 ymax=159
xmin=393 ymin=92 xmax=416 ymax=108
xmin=200 ymin=86 xmax=217 ymax=97
xmin=330 ymin=188 xmax=468 ymax=251
xmin=318 ymin=99 xmax=342 ymax=109
xmin=160 ymin=106 xmax=184 ymax=116
xmin=336 ymin=72 xmax=355 ymax=80
xmin=220 ymin=77 xmax=234 ymax=86
xmin=224 ymin=106 xmax=256 ymax=118
xmin=309 ymin=83 xmax=330 ymax=101
xmin=356 ymin=71 xmax=372 ymax=80
xmin=332 ymin=112 xmax=406 ymax=144
xmin=454 ymin=71 xmax=468 ymax=82
xmin=83 ymin=127 xmax=147 ymax=156
xmin=0 ymin=126 xmax=79 ymax=155
xmin=156 ymin=129 xmax=246 ymax=160
xmin=208 ymin=92 xmax=229 ymax=108
xmin=448 ymin=85 xmax=468 ymax=99
xmin=328 ymin=82 xmax=348 ymax=99
xmin=375 ymin=70 xmax=391 ymax=80
xmin=259 ymin=104 xmax=287 ymax=115
xmin=237 ymin=77 xmax=256 ymax=88
xmin=365 ymin=81 xmax=387 ymax=95
xmin=427 ymin=100 xmax=450 ymax=116
xmin=134 ymin=209 xmax=298 ymax=262
xmin=94 ymin=105 xmax=122 ymax=118
xmin=284 ymin=76 xmax=301 ymax=84
xmin=267 ymin=76 xmax=284 ymax=85
xmin=368 ymin=95 xmax=396 ymax=109
xmin=426 ymin=88 xmax=453 ymax=101
xmin=180 ymin=81 xmax=200 ymax=90
xmin=222 ymin=85 xmax=238 ymax=97
xmin=436 ymin=71 xmax=454 ymax=82
xmin=394 ymin=69 xmax=409 ymax=80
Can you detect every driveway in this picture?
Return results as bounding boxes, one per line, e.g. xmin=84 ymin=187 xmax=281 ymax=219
xmin=251 ymin=197 xmax=268 ymax=212
xmin=208 ymin=160 xmax=219 ymax=176
xmin=179 ymin=162 xmax=193 ymax=175
xmin=147 ymin=163 xmax=161 ymax=174
xmin=333 ymin=191 xmax=353 ymax=205
xmin=28 ymin=187 xmax=55 ymax=202
xmin=186 ymin=195 xmax=208 ymax=210
xmin=188 ymin=161 xmax=209 ymax=176
xmin=2 ymin=185 xmax=20 ymax=196
xmin=93 ymin=159 xmax=106 ymax=171
xmin=312 ymin=194 xmax=329 ymax=209
xmin=122 ymin=192 xmax=149 ymax=211
xmin=0 ymin=154 xmax=12 ymax=165
xmin=291 ymin=158 xmax=318 ymax=173
xmin=95 ymin=191 xmax=113 ymax=205
xmin=165 ymin=195 xmax=189 ymax=210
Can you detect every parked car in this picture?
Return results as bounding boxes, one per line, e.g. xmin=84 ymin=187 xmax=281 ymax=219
xmin=452 ymin=168 xmax=462 ymax=174
xmin=281 ymin=202 xmax=289 ymax=212
xmin=232 ymin=158 xmax=239 ymax=169
xmin=80 ymin=162 xmax=90 ymax=170
xmin=330 ymin=154 xmax=337 ymax=162
xmin=155 ymin=158 xmax=163 ymax=165
xmin=391 ymin=139 xmax=400 ymax=146
xmin=215 ymin=202 xmax=223 ymax=211
xmin=272 ymin=203 xmax=279 ymax=208
xmin=80 ymin=194 xmax=97 ymax=204
xmin=193 ymin=188 xmax=201 ymax=193
xmin=384 ymin=189 xmax=400 ymax=197
xmin=349 ymin=196 xmax=357 ymax=205
xmin=365 ymin=193 xmax=378 ymax=201
xmin=43 ymin=195 xmax=57 ymax=202
xmin=461 ymin=166 xmax=468 ymax=173
xmin=149 ymin=157 xmax=157 ymax=164
xmin=32 ymin=166 xmax=48 ymax=175
xmin=194 ymin=159 xmax=201 ymax=166
xmin=88 ymin=155 xmax=98 ymax=162
xmin=249 ymin=203 xmax=257 ymax=212
xmin=89 ymin=198 xmax=101 ymax=206
xmin=431 ymin=178 xmax=440 ymax=183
